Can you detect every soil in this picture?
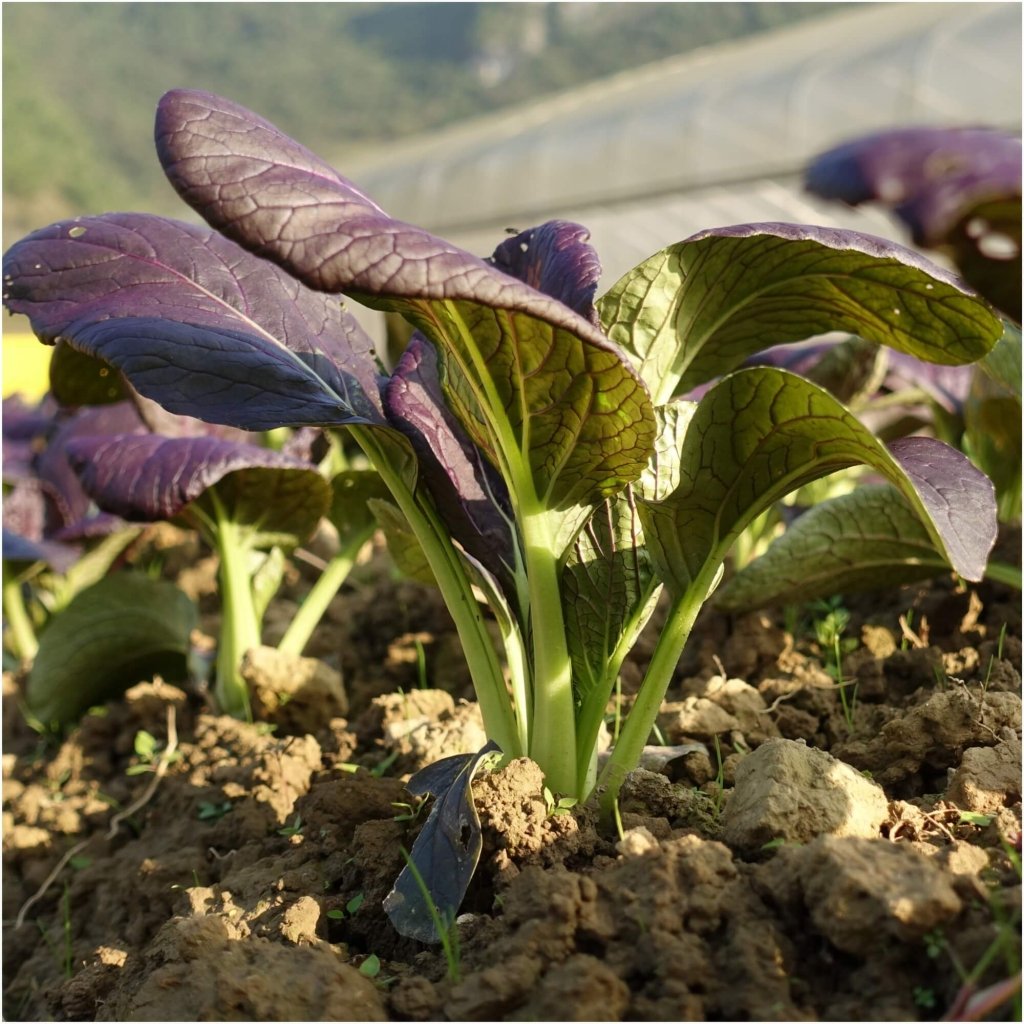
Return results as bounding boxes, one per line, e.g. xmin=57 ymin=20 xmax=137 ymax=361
xmin=3 ymin=535 xmax=1021 ymax=1022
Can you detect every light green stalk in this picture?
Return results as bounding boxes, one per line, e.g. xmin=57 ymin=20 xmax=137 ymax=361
xmin=519 ymin=506 xmax=577 ymax=797
xmin=3 ymin=573 xmax=38 ymax=662
xmin=596 ymin=563 xmax=719 ymax=817
xmin=210 ymin=502 xmax=259 ymax=720
xmin=352 ymin=426 xmax=522 ymax=759
xmin=277 ymin=523 xmax=376 ymax=656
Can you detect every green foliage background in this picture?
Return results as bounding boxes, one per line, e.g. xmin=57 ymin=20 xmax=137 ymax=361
xmin=3 ymin=2 xmax=834 ymax=241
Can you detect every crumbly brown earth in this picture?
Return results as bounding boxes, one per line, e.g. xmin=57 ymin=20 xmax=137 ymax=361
xmin=3 ymin=539 xmax=1021 ymax=1022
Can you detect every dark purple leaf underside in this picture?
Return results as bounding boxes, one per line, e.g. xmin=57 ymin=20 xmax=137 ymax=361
xmin=385 ymin=336 xmax=515 ymax=584
xmin=383 ymin=742 xmax=498 ymax=943
xmin=3 ymin=213 xmax=383 ymax=432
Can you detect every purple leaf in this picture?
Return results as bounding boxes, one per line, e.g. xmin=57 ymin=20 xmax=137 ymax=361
xmin=2 ymin=527 xmax=79 ymax=574
xmin=66 ymin=433 xmax=328 ymax=545
xmin=156 ymin=90 xmax=655 ymax=508
xmin=155 ymin=91 xmax=605 ymax=334
xmin=806 ymin=127 xmax=1022 ymax=320
xmin=3 ymin=400 xmax=51 ymax=484
xmin=805 ymin=127 xmax=1021 ymax=245
xmin=882 ymin=351 xmax=974 ymax=415
xmin=385 ymin=337 xmax=515 ymax=584
xmin=3 ymin=213 xmax=384 ymax=432
xmin=36 ymin=402 xmax=148 ymax=535
xmin=886 ymin=435 xmax=996 ymax=582
xmin=487 ymin=221 xmax=602 ymax=326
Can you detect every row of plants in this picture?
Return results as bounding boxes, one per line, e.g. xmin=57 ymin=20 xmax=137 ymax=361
xmin=3 ymin=92 xmax=1020 ymax=939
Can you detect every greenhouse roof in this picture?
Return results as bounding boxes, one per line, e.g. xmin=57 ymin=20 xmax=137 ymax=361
xmin=343 ymin=2 xmax=1021 ymax=284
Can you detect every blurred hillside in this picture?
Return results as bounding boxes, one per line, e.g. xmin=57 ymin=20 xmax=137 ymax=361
xmin=3 ymin=2 xmax=835 ymax=240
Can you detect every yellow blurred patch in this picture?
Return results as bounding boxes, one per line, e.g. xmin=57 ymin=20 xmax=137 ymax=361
xmin=3 ymin=330 xmax=51 ymax=401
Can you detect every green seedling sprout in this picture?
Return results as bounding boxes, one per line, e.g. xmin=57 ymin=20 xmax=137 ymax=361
xmin=813 ymin=597 xmax=859 ymax=731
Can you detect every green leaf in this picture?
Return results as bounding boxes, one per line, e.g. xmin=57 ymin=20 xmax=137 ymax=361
xmin=328 ymin=470 xmax=390 ymax=548
xmin=367 ymin=499 xmax=436 ymax=586
xmin=26 ymin=572 xmax=197 ymax=728
xmin=195 ymin=466 xmax=330 ymax=550
xmin=562 ymin=492 xmax=660 ymax=702
xmin=640 ymin=367 xmax=996 ymax=599
xmin=561 ymin=401 xmax=691 ymax=689
xmin=385 ymin=299 xmax=656 ymax=513
xmin=358 ymin=954 xmax=381 ymax=978
xmin=48 ymin=341 xmax=125 ymax=406
xmin=133 ymin=729 xmax=158 ymax=760
xmin=598 ymin=224 xmax=1004 ymax=403
xmin=977 ymin=321 xmax=1022 ymax=400
xmin=714 ymin=485 xmax=953 ymax=612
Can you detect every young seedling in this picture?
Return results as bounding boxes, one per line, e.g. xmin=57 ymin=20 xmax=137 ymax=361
xmin=3 ymin=89 xmax=1008 ymax=936
xmin=277 ymin=814 xmax=304 ymax=838
xmin=127 ymin=728 xmax=182 ymax=776
xmin=197 ymin=800 xmax=233 ymax=822
xmin=812 ymin=597 xmax=860 ymax=731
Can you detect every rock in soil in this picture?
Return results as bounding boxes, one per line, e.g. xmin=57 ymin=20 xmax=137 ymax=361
xmin=721 ymin=737 xmax=889 ymax=853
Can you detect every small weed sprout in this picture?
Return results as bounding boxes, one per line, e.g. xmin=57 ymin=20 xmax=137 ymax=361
xmin=392 ymin=798 xmax=426 ymax=824
xmin=812 ymin=597 xmax=859 ymax=730
xmin=358 ymin=953 xmax=382 ymax=978
xmin=327 ymin=891 xmax=365 ymax=921
xmin=982 ymin=621 xmax=1008 ymax=695
xmin=127 ymin=728 xmax=182 ymax=776
xmin=912 ymin=986 xmax=937 ymax=1010
xmin=277 ymin=814 xmax=304 ymax=837
xmin=711 ymin=734 xmax=727 ymax=819
xmin=197 ymin=800 xmax=233 ymax=821
xmin=543 ymin=786 xmax=578 ymax=817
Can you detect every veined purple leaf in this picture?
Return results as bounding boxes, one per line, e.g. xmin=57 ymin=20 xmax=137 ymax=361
xmin=66 ymin=434 xmax=330 ymax=546
xmin=487 ymin=221 xmax=602 ymax=326
xmin=385 ymin=336 xmax=516 ymax=585
xmin=156 ymin=89 xmax=655 ymax=510
xmin=3 ymin=213 xmax=384 ymax=433
xmin=598 ymin=223 xmax=1003 ymax=403
xmin=641 ymin=367 xmax=997 ymax=598
xmin=714 ymin=485 xmax=954 ymax=612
